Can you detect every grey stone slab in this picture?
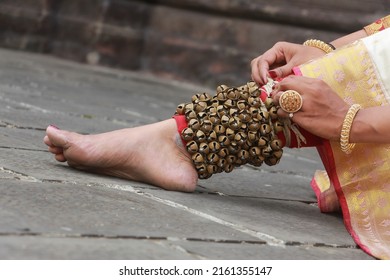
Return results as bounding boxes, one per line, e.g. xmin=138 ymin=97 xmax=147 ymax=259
xmin=0 ymin=236 xmax=196 ymax=260
xmin=145 ymin=188 xmax=356 ymax=247
xmin=0 ymin=235 xmax=373 ymax=260
xmin=0 ymin=180 xmax=255 ymax=242
xmin=0 ymin=127 xmax=46 ymax=151
xmin=173 ymin=240 xmax=374 ymax=260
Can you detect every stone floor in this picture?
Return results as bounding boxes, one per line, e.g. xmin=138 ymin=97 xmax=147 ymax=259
xmin=0 ymin=48 xmax=373 ymax=259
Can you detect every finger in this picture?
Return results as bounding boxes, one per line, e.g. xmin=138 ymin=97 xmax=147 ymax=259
xmin=276 ymin=107 xmax=289 ymax=119
xmin=271 ymin=90 xmax=284 ymax=106
xmin=250 ymin=57 xmax=263 ymax=85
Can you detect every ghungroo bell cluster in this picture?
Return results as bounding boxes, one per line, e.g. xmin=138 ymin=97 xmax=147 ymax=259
xmin=175 ymin=81 xmax=285 ymax=179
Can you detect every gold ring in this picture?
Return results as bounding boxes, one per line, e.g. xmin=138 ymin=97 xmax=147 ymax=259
xmin=279 ymin=90 xmax=303 ymax=113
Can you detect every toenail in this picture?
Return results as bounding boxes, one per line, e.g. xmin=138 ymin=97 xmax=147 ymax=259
xmin=49 ymin=124 xmax=59 ymax=129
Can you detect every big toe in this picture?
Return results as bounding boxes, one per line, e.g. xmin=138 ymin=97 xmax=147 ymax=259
xmin=45 ymin=126 xmax=70 ymax=148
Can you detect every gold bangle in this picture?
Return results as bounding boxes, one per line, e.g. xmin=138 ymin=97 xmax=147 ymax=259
xmin=303 ymin=39 xmax=335 ymax=54
xmin=340 ymin=104 xmax=361 ymax=154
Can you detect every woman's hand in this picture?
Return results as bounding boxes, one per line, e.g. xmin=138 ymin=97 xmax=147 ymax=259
xmin=251 ymin=42 xmax=325 ymax=85
xmin=271 ymin=76 xmax=349 ymax=141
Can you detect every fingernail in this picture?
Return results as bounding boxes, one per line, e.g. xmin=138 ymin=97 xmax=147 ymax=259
xmin=268 ymin=70 xmax=277 ymax=79
xmin=49 ymin=124 xmax=59 ymax=130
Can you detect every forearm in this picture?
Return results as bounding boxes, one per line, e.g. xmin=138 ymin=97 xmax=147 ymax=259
xmin=330 ymin=29 xmax=367 ymax=48
xmin=349 ymin=106 xmax=390 ymax=144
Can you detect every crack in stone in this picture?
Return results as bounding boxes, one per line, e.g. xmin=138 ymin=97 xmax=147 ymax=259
xmin=0 ymin=232 xmax=359 ymax=250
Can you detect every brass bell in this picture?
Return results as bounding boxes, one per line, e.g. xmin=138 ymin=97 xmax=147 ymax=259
xmin=237 ymin=100 xmax=247 ymax=110
xmin=195 ymin=163 xmax=207 ymax=173
xmin=224 ymin=99 xmax=236 ymax=108
xmin=188 ymin=119 xmax=200 ymax=130
xmin=265 ymin=156 xmax=280 ymax=166
xmin=239 ymin=90 xmax=249 ymax=100
xmin=206 ymin=105 xmax=217 ymax=114
xmin=260 ymin=124 xmax=271 ymax=135
xmin=229 ymin=108 xmax=238 ymax=116
xmin=218 ymin=147 xmax=229 ymax=158
xmin=272 ymin=149 xmax=283 ymax=159
xmin=248 ymin=120 xmax=260 ymax=131
xmin=269 ymin=106 xmax=278 ymax=120
xmin=261 ymin=146 xmax=272 ymax=157
xmin=258 ymin=136 xmax=268 ymax=147
xmin=238 ymin=150 xmax=249 ymax=161
xmin=209 ymin=141 xmax=221 ymax=153
xmin=249 ymin=107 xmax=259 ymax=116
xmin=264 ymin=97 xmax=274 ymax=109
xmin=258 ymin=108 xmax=269 ymax=121
xmin=248 ymin=96 xmax=261 ymax=108
xmin=247 ymin=131 xmax=258 ymax=142
xmin=238 ymin=111 xmax=251 ymax=123
xmin=225 ymin=127 xmax=235 ymax=140
xmin=238 ymin=84 xmax=248 ymax=92
xmin=195 ymin=130 xmax=206 ymax=142
xmin=207 ymin=164 xmax=218 ymax=174
xmin=192 ymin=153 xmax=204 ymax=164
xmin=249 ymin=147 xmax=261 ymax=157
xmin=226 ymin=155 xmax=237 ymax=164
xmin=221 ymin=115 xmax=230 ymax=127
xmin=217 ymin=85 xmax=229 ymax=94
xmin=199 ymin=92 xmax=211 ymax=102
xmin=224 ymin=164 xmax=234 ymax=173
xmin=194 ymin=102 xmax=207 ymax=113
xmin=228 ymin=141 xmax=239 ymax=154
xmin=207 ymin=153 xmax=220 ymax=164
xmin=191 ymin=94 xmax=201 ymax=102
xmin=214 ymin=124 xmax=226 ymax=135
xmin=186 ymin=140 xmax=198 ymax=154
xmin=234 ymin=131 xmax=247 ymax=145
xmin=184 ymin=103 xmax=194 ymax=111
xmin=217 ymin=105 xmax=228 ymax=117
xmin=211 ymin=98 xmax=219 ymax=107
xmin=181 ymin=127 xmax=194 ymax=141
xmin=197 ymin=111 xmax=207 ymax=120
xmin=228 ymin=116 xmax=242 ymax=130
xmin=218 ymin=135 xmax=231 ymax=147
xmin=176 ymin=103 xmax=186 ymax=115
xmin=217 ymin=158 xmax=226 ymax=168
xmin=209 ymin=113 xmax=221 ymax=125
xmin=217 ymin=91 xmax=227 ymax=101
xmin=198 ymin=142 xmax=210 ymax=154
xmin=185 ymin=109 xmax=196 ymax=120
xmin=201 ymin=120 xmax=213 ymax=133
xmin=227 ymin=88 xmax=239 ymax=100
xmin=270 ymin=139 xmax=283 ymax=151
xmin=207 ymin=130 xmax=217 ymax=142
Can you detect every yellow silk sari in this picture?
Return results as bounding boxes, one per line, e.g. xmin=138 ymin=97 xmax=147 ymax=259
xmin=293 ymin=28 xmax=390 ymax=259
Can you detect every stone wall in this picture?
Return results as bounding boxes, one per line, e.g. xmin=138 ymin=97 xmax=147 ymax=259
xmin=0 ymin=0 xmax=387 ymax=87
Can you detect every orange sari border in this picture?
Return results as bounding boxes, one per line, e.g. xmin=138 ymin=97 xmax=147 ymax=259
xmin=364 ymin=15 xmax=390 ymax=35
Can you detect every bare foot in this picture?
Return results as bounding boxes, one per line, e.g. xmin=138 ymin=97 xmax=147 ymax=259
xmin=43 ymin=119 xmax=198 ymax=192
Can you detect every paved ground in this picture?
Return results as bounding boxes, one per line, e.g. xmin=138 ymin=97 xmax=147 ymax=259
xmin=0 ymin=48 xmax=374 ymax=260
